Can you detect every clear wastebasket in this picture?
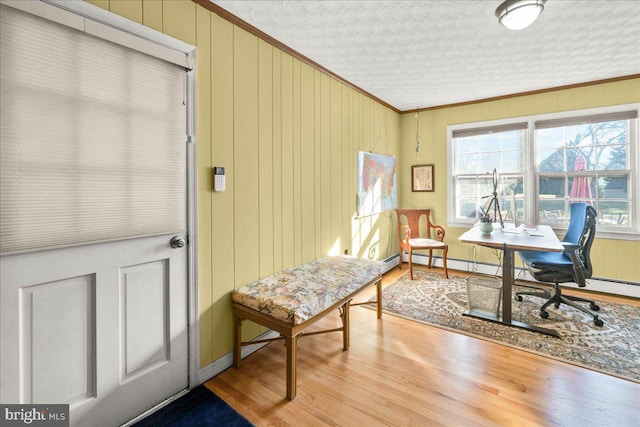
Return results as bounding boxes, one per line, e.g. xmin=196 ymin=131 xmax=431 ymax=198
xmin=465 ymin=276 xmax=502 ymax=317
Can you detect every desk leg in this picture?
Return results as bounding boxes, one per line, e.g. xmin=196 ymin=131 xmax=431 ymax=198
xmin=502 ymin=247 xmax=514 ymax=324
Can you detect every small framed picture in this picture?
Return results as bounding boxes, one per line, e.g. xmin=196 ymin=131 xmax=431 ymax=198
xmin=412 ymin=164 xmax=434 ymax=192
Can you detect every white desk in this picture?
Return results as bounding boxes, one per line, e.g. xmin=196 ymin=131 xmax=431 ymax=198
xmin=459 ymin=224 xmax=564 ymax=337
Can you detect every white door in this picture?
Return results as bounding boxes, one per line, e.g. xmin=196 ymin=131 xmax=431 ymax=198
xmin=0 ymin=234 xmax=189 ymax=426
xmin=0 ymin=3 xmax=192 ymax=426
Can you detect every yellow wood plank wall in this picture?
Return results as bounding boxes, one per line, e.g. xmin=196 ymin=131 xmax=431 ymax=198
xmin=85 ymin=0 xmax=400 ymax=367
xmin=399 ymin=78 xmax=640 ymax=283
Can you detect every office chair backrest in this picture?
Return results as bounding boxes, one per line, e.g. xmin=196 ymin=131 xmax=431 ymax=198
xmin=563 ymin=202 xmax=597 ymax=279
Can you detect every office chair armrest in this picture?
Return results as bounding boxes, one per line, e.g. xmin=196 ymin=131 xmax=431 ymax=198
xmin=562 ymin=242 xmax=586 ymax=287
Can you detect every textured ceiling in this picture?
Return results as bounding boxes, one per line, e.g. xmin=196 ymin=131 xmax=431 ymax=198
xmin=211 ymin=0 xmax=640 ymax=111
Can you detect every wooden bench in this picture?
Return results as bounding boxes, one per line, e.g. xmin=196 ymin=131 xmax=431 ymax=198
xmin=232 ymin=255 xmax=385 ymax=400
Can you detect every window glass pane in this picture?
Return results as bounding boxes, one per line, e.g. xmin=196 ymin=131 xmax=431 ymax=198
xmin=597 ymin=145 xmax=627 ymax=170
xmin=458 ymin=198 xmax=483 ymax=219
xmin=500 ymin=131 xmax=522 ymax=151
xmin=499 ymin=176 xmax=523 ymax=222
xmin=568 ymin=176 xmax=594 ymax=202
xmin=478 ymin=176 xmax=494 ymax=197
xmin=597 ymin=120 xmax=627 ymax=145
xmin=478 ymin=134 xmax=499 ymax=152
xmin=598 ymin=176 xmax=628 ymax=199
xmin=598 ymin=201 xmax=629 ymax=227
xmin=456 ymin=137 xmax=476 ymax=153
xmin=566 ymin=123 xmax=595 ymax=146
xmin=456 ymin=177 xmax=478 ymax=197
xmin=539 ymin=176 xmax=565 ymax=199
xmin=456 ymin=153 xmax=477 ymax=174
xmin=537 ymin=127 xmax=564 ymax=149
xmin=538 ymin=149 xmax=564 ymax=172
xmin=478 ymin=152 xmax=499 ymax=173
xmin=567 ymin=149 xmax=595 ymax=172
xmin=500 ymin=151 xmax=522 ymax=173
xmin=539 ymin=199 xmax=566 ymax=224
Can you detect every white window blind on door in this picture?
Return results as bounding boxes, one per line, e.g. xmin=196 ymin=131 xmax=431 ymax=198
xmin=0 ymin=5 xmax=187 ymax=254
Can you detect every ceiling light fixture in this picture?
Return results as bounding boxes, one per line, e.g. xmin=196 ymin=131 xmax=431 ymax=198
xmin=495 ymin=0 xmax=546 ymax=30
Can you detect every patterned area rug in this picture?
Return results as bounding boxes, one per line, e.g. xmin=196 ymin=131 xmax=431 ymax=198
xmin=370 ymin=270 xmax=640 ymax=383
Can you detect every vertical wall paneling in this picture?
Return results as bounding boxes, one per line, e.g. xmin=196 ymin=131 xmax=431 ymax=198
xmin=313 ymin=70 xmax=323 ymax=259
xmin=141 ymin=0 xmax=163 ymax=32
xmin=195 ymin=4 xmax=213 ymax=366
xmin=320 ymin=74 xmax=332 ymax=255
xmin=233 ymin=27 xmax=261 ymax=341
xmin=292 ymin=60 xmax=302 ymax=266
xmin=300 ymin=64 xmax=316 ymax=264
xmin=330 ymin=80 xmax=342 ymax=255
xmin=258 ymin=40 xmax=274 ymax=279
xmin=342 ymin=86 xmax=351 ymax=255
xmin=109 ymin=0 xmax=142 ymax=23
xmin=233 ymin=27 xmax=260 ymax=346
xmin=209 ymin=14 xmax=235 ymax=360
xmin=272 ymin=49 xmax=283 ymax=273
xmin=161 ymin=0 xmax=195 ymax=45
xmin=280 ymin=54 xmax=295 ymax=269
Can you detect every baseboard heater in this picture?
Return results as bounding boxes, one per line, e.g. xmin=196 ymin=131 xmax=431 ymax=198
xmin=381 ymin=253 xmax=400 ymax=273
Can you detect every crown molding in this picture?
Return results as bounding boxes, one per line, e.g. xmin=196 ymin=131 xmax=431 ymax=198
xmin=403 ymin=74 xmax=640 ymax=114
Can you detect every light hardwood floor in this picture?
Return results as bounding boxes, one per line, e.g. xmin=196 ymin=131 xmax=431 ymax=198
xmin=205 ymin=266 xmax=640 ymax=426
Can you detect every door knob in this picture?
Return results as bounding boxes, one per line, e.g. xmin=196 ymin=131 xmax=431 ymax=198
xmin=170 ymin=236 xmax=186 ymax=248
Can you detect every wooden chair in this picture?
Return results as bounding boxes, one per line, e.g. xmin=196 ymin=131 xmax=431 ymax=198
xmin=396 ymin=209 xmax=448 ymax=279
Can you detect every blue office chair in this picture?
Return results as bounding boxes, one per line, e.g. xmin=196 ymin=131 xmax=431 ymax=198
xmin=516 ymin=203 xmax=602 ymax=326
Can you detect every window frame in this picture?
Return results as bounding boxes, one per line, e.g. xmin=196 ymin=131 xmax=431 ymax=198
xmin=447 ymin=103 xmax=640 ymax=241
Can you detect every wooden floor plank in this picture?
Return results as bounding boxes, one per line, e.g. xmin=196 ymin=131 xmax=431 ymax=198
xmin=206 ymin=266 xmax=640 ymax=426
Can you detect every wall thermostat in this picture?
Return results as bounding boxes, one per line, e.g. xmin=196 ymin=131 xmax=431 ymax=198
xmin=214 ymin=166 xmax=225 ymax=192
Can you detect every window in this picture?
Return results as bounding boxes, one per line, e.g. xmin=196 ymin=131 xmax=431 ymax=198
xmin=448 ymin=105 xmax=639 ymax=239
xmin=535 ymin=111 xmax=635 ymax=228
xmin=451 ymin=123 xmax=526 ymax=224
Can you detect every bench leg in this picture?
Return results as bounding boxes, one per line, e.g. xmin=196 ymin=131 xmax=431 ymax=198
xmin=376 ymin=278 xmax=383 ymax=319
xmin=340 ymin=300 xmax=351 ymax=350
xmin=233 ymin=315 xmax=243 ymax=368
xmin=285 ymin=334 xmax=298 ymax=400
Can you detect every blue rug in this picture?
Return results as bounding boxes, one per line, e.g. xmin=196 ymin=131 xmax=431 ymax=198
xmin=133 ymin=385 xmax=253 ymax=427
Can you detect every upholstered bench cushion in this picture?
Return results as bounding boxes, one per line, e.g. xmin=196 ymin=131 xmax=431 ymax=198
xmin=232 ymin=256 xmax=385 ymax=325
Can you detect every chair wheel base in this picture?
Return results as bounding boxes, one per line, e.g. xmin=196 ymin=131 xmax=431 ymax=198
xmin=590 ymin=302 xmax=600 ymax=311
xmin=515 ymin=295 xmax=523 ymax=302
xmin=540 ymin=310 xmax=549 ymax=319
xmin=594 ymin=317 xmax=604 ymax=327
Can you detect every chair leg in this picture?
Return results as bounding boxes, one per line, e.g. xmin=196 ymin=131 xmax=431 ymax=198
xmin=442 ymin=246 xmax=449 ymax=279
xmin=533 ymin=284 xmax=603 ymax=326
xmin=560 ymin=294 xmax=603 ymax=326
xmin=428 ymin=249 xmax=433 ymax=268
xmin=408 ymin=248 xmax=414 ymax=280
xmin=398 ymin=250 xmax=404 ymax=271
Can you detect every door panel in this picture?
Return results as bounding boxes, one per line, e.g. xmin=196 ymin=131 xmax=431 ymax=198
xmin=0 ymin=234 xmax=188 ymax=426
xmin=121 ymin=260 xmax=169 ymax=379
xmin=22 ymin=275 xmax=95 ymax=405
